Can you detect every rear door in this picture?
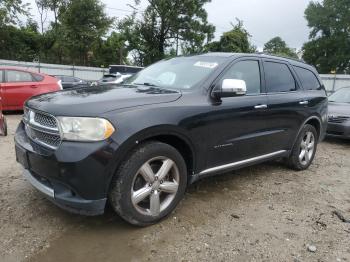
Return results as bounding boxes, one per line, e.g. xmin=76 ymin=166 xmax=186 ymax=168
xmin=262 ymin=59 xmax=306 ymax=152
xmin=3 ymin=70 xmax=38 ymax=109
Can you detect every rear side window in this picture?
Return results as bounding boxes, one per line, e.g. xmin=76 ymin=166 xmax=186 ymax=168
xmin=7 ymin=70 xmax=34 ymax=82
xmin=32 ymin=73 xmax=44 ymax=82
xmin=294 ymin=66 xmax=321 ymax=90
xmin=0 ymin=71 xmax=3 ymax=83
xmin=221 ymin=60 xmax=261 ymax=94
xmin=264 ymin=62 xmax=296 ymax=93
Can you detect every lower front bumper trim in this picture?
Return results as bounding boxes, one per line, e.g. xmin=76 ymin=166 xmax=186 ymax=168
xmin=23 ymin=169 xmax=54 ymax=198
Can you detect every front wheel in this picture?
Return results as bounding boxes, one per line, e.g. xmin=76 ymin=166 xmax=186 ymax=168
xmin=109 ymin=141 xmax=187 ymax=226
xmin=287 ymin=124 xmax=318 ymax=170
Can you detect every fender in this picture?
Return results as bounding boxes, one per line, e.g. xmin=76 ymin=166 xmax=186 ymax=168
xmin=290 ymin=115 xmax=322 ymax=153
xmin=105 ymin=125 xmax=197 ymax=192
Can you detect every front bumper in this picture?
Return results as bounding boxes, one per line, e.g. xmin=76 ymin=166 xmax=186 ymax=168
xmin=326 ymin=121 xmax=350 ymax=139
xmin=22 ymin=168 xmax=106 ymax=215
xmin=15 ymin=121 xmax=118 ymax=216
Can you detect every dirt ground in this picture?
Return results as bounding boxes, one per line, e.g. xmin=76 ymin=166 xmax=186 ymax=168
xmin=0 ymin=114 xmax=349 ymax=262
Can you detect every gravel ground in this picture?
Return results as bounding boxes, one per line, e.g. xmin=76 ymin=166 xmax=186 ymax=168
xmin=1 ymin=114 xmax=350 ymax=262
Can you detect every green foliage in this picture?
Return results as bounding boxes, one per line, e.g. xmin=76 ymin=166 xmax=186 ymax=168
xmin=0 ymin=0 xmax=29 ymax=26
xmin=119 ymin=0 xmax=215 ymax=66
xmin=302 ymin=0 xmax=350 ymax=73
xmin=263 ymin=36 xmax=298 ymax=59
xmin=0 ymin=21 xmax=41 ymax=61
xmin=59 ymin=0 xmax=113 ymax=65
xmin=205 ymin=20 xmax=256 ymax=53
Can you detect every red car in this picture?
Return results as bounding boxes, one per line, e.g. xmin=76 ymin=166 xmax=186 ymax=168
xmin=0 ymin=67 xmax=62 ymax=111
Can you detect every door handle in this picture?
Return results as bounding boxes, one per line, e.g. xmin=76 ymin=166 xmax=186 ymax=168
xmin=30 ymin=85 xmax=38 ymax=88
xmin=299 ymin=100 xmax=309 ymax=105
xmin=254 ymin=104 xmax=268 ymax=109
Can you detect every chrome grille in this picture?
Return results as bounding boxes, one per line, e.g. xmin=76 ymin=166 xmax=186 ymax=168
xmin=23 ymin=108 xmax=61 ymax=149
xmin=26 ymin=126 xmax=61 ymax=148
xmin=328 ymin=116 xmax=350 ymax=124
xmin=34 ymin=112 xmax=58 ymax=129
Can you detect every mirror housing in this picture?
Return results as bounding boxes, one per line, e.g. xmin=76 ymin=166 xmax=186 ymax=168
xmin=212 ymin=79 xmax=247 ymax=99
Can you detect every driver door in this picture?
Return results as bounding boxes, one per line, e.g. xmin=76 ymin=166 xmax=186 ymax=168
xmin=205 ymin=58 xmax=271 ymax=169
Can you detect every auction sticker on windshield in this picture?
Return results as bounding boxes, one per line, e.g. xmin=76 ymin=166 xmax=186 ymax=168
xmin=194 ymin=61 xmax=218 ymax=69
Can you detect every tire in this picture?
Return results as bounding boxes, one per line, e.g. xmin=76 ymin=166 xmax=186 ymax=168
xmin=109 ymin=141 xmax=187 ymax=226
xmin=0 ymin=116 xmax=7 ymax=136
xmin=287 ymin=124 xmax=318 ymax=170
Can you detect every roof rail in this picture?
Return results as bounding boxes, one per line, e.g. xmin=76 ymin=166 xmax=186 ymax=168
xmin=255 ymin=52 xmax=306 ymax=64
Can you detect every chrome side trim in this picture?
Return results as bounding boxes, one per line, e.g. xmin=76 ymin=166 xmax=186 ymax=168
xmin=23 ymin=169 xmax=54 ymax=198
xmin=199 ymin=150 xmax=287 ymax=176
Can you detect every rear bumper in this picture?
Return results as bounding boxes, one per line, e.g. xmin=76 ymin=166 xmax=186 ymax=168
xmin=326 ymin=121 xmax=350 ymax=139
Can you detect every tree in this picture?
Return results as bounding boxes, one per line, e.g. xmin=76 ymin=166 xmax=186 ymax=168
xmin=0 ymin=21 xmax=41 ymax=61
xmin=302 ymin=0 xmax=350 ymax=74
xmin=119 ymin=0 xmax=215 ymax=66
xmin=92 ymin=32 xmax=129 ymax=67
xmin=0 ymin=0 xmax=28 ymax=26
xmin=206 ymin=19 xmax=256 ymax=53
xmin=35 ymin=0 xmax=49 ymax=33
xmin=59 ymin=0 xmax=113 ymax=65
xmin=263 ymin=36 xmax=298 ymax=59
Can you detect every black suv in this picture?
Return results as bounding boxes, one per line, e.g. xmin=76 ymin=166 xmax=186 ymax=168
xmin=15 ymin=53 xmax=328 ymax=226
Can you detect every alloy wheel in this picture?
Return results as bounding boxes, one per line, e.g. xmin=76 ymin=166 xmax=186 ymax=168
xmin=299 ymin=131 xmax=315 ymax=165
xmin=131 ymin=156 xmax=180 ymax=216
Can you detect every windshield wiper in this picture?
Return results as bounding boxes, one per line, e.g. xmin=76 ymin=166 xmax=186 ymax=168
xmin=133 ymin=82 xmax=159 ymax=87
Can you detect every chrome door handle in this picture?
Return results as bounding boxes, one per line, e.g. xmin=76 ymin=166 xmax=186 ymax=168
xmin=299 ymin=100 xmax=309 ymax=105
xmin=254 ymin=104 xmax=268 ymax=109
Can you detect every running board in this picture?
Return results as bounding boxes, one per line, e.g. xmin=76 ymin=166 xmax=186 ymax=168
xmin=199 ymin=150 xmax=287 ymax=176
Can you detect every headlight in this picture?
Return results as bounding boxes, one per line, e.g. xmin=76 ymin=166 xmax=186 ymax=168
xmin=57 ymin=117 xmax=115 ymax=141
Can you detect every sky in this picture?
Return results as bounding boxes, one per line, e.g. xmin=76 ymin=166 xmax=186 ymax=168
xmin=25 ymin=0 xmax=316 ymax=50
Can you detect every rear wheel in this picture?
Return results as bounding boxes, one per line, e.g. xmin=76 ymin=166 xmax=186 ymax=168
xmin=109 ymin=141 xmax=187 ymax=226
xmin=287 ymin=124 xmax=318 ymax=170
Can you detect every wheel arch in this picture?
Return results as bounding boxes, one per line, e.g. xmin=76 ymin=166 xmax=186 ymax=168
xmin=291 ymin=115 xmax=322 ymax=151
xmin=107 ymin=125 xmax=197 ymax=193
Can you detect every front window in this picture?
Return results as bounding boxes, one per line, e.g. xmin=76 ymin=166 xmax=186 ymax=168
xmin=329 ymin=88 xmax=350 ymax=103
xmin=124 ymin=56 xmax=226 ymax=90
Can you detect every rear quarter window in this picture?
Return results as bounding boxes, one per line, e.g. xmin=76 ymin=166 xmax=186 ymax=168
xmin=32 ymin=73 xmax=44 ymax=82
xmin=294 ymin=66 xmax=321 ymax=90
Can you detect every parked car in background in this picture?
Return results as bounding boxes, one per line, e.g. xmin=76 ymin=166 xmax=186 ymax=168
xmin=327 ymin=87 xmax=350 ymax=139
xmin=0 ymin=97 xmax=7 ymax=136
xmin=53 ymin=75 xmax=90 ymax=89
xmin=96 ymin=73 xmax=133 ymax=85
xmin=0 ymin=67 xmax=62 ymax=111
xmin=15 ymin=53 xmax=327 ymax=226
xmin=109 ymin=65 xmax=143 ymax=75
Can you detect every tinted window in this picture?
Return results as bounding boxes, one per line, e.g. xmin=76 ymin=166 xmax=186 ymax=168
xmin=7 ymin=70 xmax=33 ymax=82
xmin=222 ymin=60 xmax=261 ymax=94
xmin=264 ymin=62 xmax=296 ymax=93
xmin=294 ymin=66 xmax=320 ymax=90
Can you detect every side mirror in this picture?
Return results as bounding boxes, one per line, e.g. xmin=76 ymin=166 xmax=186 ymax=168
xmin=213 ymin=79 xmax=247 ymax=99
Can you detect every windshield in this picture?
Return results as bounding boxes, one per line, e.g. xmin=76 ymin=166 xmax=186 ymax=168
xmin=124 ymin=56 xmax=226 ymax=90
xmin=329 ymin=88 xmax=350 ymax=103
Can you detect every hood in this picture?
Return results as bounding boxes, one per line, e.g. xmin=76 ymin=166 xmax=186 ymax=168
xmin=26 ymin=85 xmax=182 ymax=116
xmin=328 ymin=102 xmax=350 ymax=117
